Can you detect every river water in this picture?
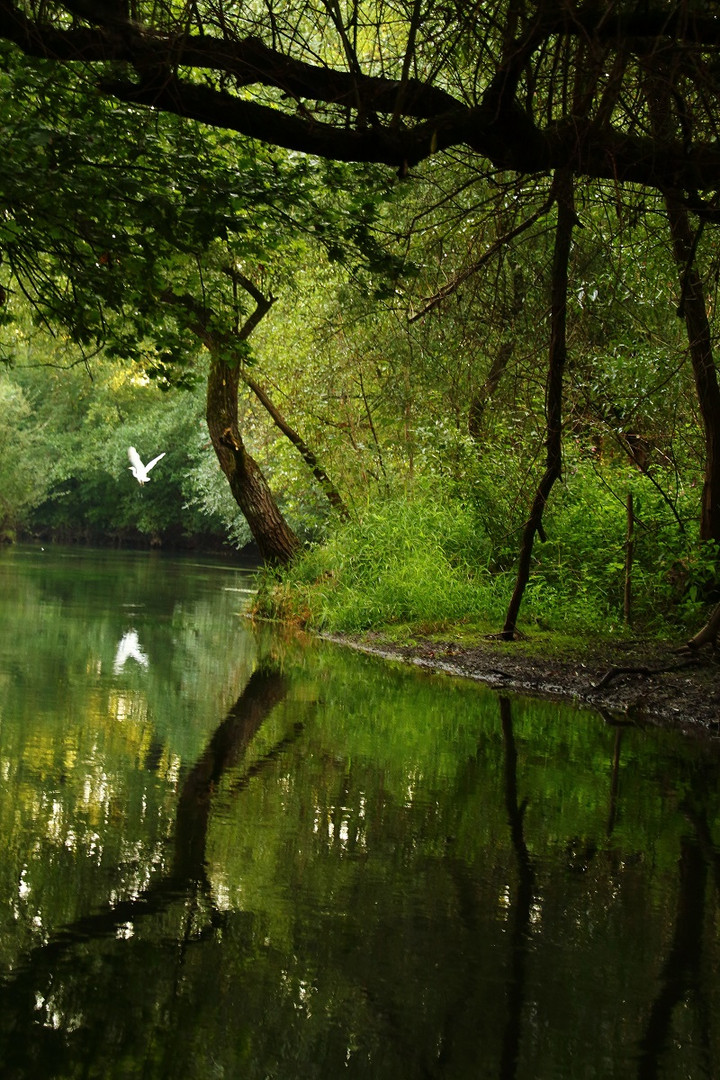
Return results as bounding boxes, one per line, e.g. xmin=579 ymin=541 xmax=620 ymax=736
xmin=0 ymin=544 xmax=718 ymax=1079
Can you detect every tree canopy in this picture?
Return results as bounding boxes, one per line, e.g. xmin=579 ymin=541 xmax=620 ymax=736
xmin=0 ymin=1 xmax=719 ymax=206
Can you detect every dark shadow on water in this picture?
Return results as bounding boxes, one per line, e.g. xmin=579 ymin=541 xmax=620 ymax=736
xmin=498 ymin=695 xmax=536 ymax=1080
xmin=173 ymin=665 xmax=290 ymax=882
xmin=429 ymin=695 xmax=536 ymax=1080
xmin=636 ymin=790 xmax=718 ymax=1080
xmin=606 ymin=727 xmax=623 ymax=837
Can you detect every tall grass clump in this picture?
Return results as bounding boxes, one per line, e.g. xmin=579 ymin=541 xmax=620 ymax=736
xmin=260 ymin=491 xmax=507 ymax=633
xmin=258 ymin=455 xmax=707 ymax=640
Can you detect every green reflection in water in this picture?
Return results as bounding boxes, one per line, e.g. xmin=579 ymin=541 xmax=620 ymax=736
xmin=0 ymin=546 xmax=719 ymax=1080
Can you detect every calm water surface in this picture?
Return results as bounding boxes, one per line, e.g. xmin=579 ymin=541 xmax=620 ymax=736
xmin=0 ymin=545 xmax=719 ymax=1079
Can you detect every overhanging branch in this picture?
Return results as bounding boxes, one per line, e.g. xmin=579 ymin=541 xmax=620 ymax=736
xmin=0 ymin=2 xmax=720 ymax=194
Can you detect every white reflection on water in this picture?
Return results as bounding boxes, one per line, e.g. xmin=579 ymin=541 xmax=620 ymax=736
xmin=113 ymin=630 xmax=149 ymax=673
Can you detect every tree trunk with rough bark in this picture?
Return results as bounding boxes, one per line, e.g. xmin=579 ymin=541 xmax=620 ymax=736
xmin=206 ymin=352 xmax=300 ymax=565
xmin=161 ymin=278 xmax=346 ymax=559
xmin=502 ymin=168 xmax=575 ymax=639
xmin=644 ymin=67 xmax=720 ymax=648
xmin=644 ymin=67 xmax=720 ymax=545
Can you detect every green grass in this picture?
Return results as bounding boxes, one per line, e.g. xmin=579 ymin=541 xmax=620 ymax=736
xmin=255 ymin=476 xmax=711 ymax=643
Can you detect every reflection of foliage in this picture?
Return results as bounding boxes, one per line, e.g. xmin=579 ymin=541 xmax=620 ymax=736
xmin=0 ymin=548 xmax=259 ymax=970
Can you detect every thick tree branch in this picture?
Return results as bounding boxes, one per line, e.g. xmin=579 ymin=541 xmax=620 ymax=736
xmin=0 ymin=1 xmax=719 ymax=196
xmin=0 ymin=2 xmax=460 ymax=115
xmin=97 ymin=71 xmax=720 ymax=198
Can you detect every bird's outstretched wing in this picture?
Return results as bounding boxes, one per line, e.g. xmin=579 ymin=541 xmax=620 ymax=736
xmin=145 ymin=452 xmax=166 ymax=473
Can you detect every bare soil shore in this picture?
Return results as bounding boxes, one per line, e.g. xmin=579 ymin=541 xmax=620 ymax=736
xmin=325 ymin=632 xmax=720 ymax=736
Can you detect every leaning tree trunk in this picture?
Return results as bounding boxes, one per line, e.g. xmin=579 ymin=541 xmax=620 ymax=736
xmin=469 ymin=340 xmax=515 ymax=438
xmin=661 ymin=213 xmax=720 ymax=652
xmin=644 ymin=68 xmax=720 ymax=546
xmin=162 ymin=277 xmax=347 ymax=561
xmin=685 ymin=601 xmax=720 ymax=651
xmin=644 ymin=69 xmax=720 ymax=648
xmin=502 ymin=168 xmax=575 ymax=639
xmin=663 ymin=199 xmax=720 ymax=545
xmin=206 ymin=352 xmax=300 ymax=565
xmin=241 ymin=370 xmax=350 ymax=521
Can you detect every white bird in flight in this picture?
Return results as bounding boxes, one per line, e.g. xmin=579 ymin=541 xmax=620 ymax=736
xmin=128 ymin=446 xmax=166 ymax=485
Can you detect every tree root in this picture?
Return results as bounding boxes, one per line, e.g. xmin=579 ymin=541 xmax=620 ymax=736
xmin=593 ymin=657 xmax=704 ymax=691
xmin=484 ymin=630 xmax=528 ymax=642
xmin=682 ymin=601 xmax=720 ymax=653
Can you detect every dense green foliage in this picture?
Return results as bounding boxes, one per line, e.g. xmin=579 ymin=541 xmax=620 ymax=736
xmin=254 ymin=179 xmax=713 ymax=637
xmin=263 ymin=468 xmax=710 ymax=638
xmin=1 ymin=135 xmax=715 ymax=632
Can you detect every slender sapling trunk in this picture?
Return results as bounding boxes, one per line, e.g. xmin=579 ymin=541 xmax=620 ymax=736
xmin=502 ymin=168 xmax=575 ymax=639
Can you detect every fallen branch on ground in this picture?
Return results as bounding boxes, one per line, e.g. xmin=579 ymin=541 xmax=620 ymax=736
xmin=593 ymin=657 xmax=703 ymax=691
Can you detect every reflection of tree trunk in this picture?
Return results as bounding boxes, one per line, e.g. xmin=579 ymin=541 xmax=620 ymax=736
xmin=684 ymin=802 xmax=720 ymax=897
xmin=431 ymin=750 xmax=486 ymax=1073
xmin=636 ymin=835 xmax=707 ymax=1080
xmin=0 ymin=666 xmax=293 ymax=1060
xmin=431 ymin=699 xmax=535 ymax=1079
xmin=503 ymin=168 xmax=575 ymax=638
xmin=174 ymin=667 xmax=289 ymax=879
xmin=499 ymin=695 xmax=536 ymax=1080
xmin=606 ymin=728 xmax=623 ymax=837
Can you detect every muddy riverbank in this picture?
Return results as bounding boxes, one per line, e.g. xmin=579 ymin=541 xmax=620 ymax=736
xmin=326 ymin=631 xmax=720 ymax=735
